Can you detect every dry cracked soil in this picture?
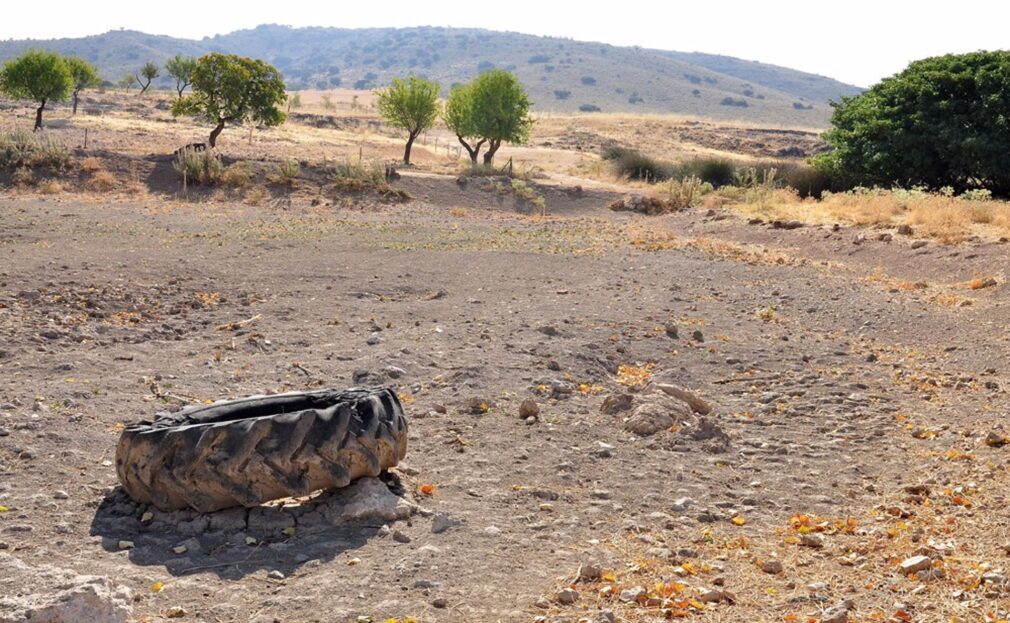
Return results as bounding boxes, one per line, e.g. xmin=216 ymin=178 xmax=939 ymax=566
xmin=3 ymin=174 xmax=1010 ymax=623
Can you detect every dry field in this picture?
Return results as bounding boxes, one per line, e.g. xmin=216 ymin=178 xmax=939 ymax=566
xmin=3 ymin=92 xmax=1010 ymax=623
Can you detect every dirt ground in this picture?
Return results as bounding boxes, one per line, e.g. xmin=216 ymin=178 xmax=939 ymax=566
xmin=4 ymin=96 xmax=1010 ymax=623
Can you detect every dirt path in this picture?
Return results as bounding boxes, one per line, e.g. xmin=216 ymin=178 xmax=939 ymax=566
xmin=2 ymin=182 xmax=1009 ymax=623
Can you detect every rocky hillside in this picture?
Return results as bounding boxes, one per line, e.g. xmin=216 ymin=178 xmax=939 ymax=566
xmin=0 ymin=25 xmax=862 ymax=126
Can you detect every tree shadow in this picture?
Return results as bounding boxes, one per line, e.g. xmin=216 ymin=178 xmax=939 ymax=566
xmin=88 ymin=475 xmax=413 ymax=580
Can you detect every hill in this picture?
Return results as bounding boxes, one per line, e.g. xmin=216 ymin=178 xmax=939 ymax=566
xmin=0 ymin=25 xmax=863 ymax=126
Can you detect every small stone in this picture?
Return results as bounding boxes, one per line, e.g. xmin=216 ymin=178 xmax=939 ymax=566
xmin=392 ymin=530 xmax=411 ymax=543
xmin=53 ymin=490 xmax=69 ymax=500
xmin=484 ymin=526 xmax=502 ymax=536
xmin=665 ymin=323 xmax=678 ymax=339
xmin=900 ymin=555 xmax=932 ymax=574
xmin=555 ymin=587 xmax=578 ymax=604
xmin=600 ymin=393 xmax=634 ymax=415
xmin=519 ymin=399 xmax=540 ymax=419
xmin=414 ymin=579 xmax=437 ymax=589
xmin=821 ymin=603 xmax=850 ymax=623
xmin=910 ymin=240 xmax=928 ymax=250
xmin=619 ymin=586 xmax=645 ymax=603
xmin=432 ymin=598 xmax=448 ymax=609
xmin=577 ymin=563 xmax=602 ymax=581
xmin=268 ymin=570 xmax=285 ymax=580
xmin=366 ymin=335 xmax=382 ymax=345
xmin=691 ymin=329 xmax=704 ymax=342
xmin=897 ymin=224 xmax=913 ymax=236
xmin=165 ymin=606 xmax=187 ymax=618
xmin=671 ymin=497 xmax=694 ymax=512
xmin=525 ymin=416 xmax=536 ymax=425
xmin=377 ymin=525 xmax=392 ymax=537
xmin=800 ymin=533 xmax=825 ymax=548
xmin=598 ymin=610 xmax=616 ymax=623
xmin=466 ymin=397 xmax=491 ymax=415
xmin=760 ymin=560 xmax=784 ymax=574
xmin=432 ymin=513 xmax=461 ymax=534
xmin=698 ymin=588 xmax=732 ymax=603
xmin=172 ymin=545 xmax=188 ymax=555
xmin=984 ymin=431 xmax=1009 ymax=447
xmin=117 ymin=540 xmax=134 ymax=550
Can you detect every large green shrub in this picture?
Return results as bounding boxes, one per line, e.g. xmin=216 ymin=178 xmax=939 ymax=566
xmin=818 ymin=51 xmax=1010 ymax=195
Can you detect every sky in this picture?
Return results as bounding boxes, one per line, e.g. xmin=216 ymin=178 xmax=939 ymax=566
xmin=3 ymin=1 xmax=1009 ymax=86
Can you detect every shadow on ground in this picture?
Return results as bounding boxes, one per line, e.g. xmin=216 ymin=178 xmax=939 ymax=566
xmin=88 ymin=475 xmax=415 ymax=579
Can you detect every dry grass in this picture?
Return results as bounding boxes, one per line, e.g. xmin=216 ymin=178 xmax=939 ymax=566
xmin=86 ymin=170 xmax=117 ymax=192
xmin=80 ymin=157 xmax=103 ymax=173
xmin=731 ymin=188 xmax=1010 ymax=242
xmin=38 ymin=179 xmax=62 ymax=194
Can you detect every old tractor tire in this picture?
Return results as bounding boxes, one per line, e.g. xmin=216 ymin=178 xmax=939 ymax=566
xmin=115 ymin=387 xmax=408 ymax=513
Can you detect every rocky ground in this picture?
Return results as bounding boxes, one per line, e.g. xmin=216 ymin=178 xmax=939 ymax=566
xmin=2 ymin=174 xmax=1010 ymax=623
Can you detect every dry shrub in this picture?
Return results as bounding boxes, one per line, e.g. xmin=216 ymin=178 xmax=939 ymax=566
xmin=11 ymin=167 xmax=34 ymax=186
xmin=39 ymin=179 xmax=63 ymax=194
xmin=80 ymin=157 xmax=103 ymax=173
xmin=244 ymin=186 xmax=268 ymax=205
xmin=87 ymin=170 xmax=117 ymax=192
xmin=220 ymin=162 xmax=253 ymax=188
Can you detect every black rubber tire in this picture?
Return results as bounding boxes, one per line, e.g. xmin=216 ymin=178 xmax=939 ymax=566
xmin=115 ymin=387 xmax=408 ymax=512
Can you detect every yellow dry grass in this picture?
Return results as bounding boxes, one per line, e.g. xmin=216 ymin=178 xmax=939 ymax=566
xmin=732 ymin=189 xmax=1010 ymax=242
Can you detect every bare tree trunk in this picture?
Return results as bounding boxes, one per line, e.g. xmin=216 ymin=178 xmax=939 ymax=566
xmin=483 ymin=139 xmax=502 ymax=166
xmin=138 ymin=76 xmax=150 ymax=96
xmin=72 ymin=91 xmax=80 ymax=115
xmin=457 ymin=136 xmax=485 ymax=164
xmin=208 ymin=120 xmax=226 ymax=148
xmin=34 ymin=100 xmax=46 ymax=131
xmin=403 ymin=132 xmax=417 ymax=165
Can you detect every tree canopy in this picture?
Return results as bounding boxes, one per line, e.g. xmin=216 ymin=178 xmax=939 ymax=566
xmin=376 ymin=75 xmax=440 ymax=164
xmin=165 ymin=55 xmax=197 ymax=98
xmin=65 ymin=56 xmax=101 ymax=115
xmin=0 ymin=49 xmax=73 ymax=130
xmin=136 ymin=61 xmax=159 ymax=94
xmin=444 ymin=83 xmax=485 ymax=163
xmin=818 ymin=51 xmax=1010 ymax=195
xmin=171 ymin=53 xmax=287 ymax=148
xmin=466 ymin=69 xmax=533 ymax=165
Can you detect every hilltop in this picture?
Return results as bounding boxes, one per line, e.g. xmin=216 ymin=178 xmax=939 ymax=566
xmin=0 ymin=25 xmax=862 ymax=126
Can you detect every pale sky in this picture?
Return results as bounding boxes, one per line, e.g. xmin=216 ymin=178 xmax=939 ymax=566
xmin=3 ymin=1 xmax=1008 ymax=86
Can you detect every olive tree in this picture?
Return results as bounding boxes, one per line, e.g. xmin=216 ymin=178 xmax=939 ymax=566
xmin=136 ymin=61 xmax=159 ymax=95
xmin=171 ymin=53 xmax=287 ymax=148
xmin=376 ymin=76 xmax=440 ymax=165
xmin=0 ymin=49 xmax=73 ymax=130
xmin=444 ymin=83 xmax=485 ymax=164
xmin=165 ymin=55 xmax=197 ymax=98
xmin=468 ymin=70 xmax=533 ymax=166
xmin=818 ymin=51 xmax=1010 ymax=194
xmin=65 ymin=56 xmax=101 ymax=115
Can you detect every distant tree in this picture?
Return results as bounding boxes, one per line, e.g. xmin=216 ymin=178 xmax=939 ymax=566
xmin=287 ymin=92 xmax=302 ymax=112
xmin=376 ymin=75 xmax=440 ymax=165
xmin=818 ymin=51 xmax=1010 ymax=194
xmin=136 ymin=61 xmax=159 ymax=95
xmin=0 ymin=49 xmax=73 ymax=130
xmin=64 ymin=57 xmax=101 ymax=115
xmin=443 ymin=83 xmax=484 ymax=164
xmin=118 ymin=74 xmax=136 ymax=91
xmin=165 ymin=55 xmax=197 ymax=98
xmin=171 ymin=53 xmax=287 ymax=148
xmin=468 ymin=69 xmax=533 ymax=165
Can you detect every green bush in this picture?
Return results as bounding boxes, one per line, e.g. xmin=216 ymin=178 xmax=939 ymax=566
xmin=678 ymin=157 xmax=735 ymax=187
xmin=0 ymin=129 xmax=69 ymax=170
xmin=173 ymin=148 xmax=223 ymax=185
xmin=610 ymin=149 xmax=674 ymax=182
xmin=821 ymin=51 xmax=1010 ymax=195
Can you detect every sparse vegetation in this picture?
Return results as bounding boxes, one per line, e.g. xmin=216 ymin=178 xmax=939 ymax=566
xmin=172 ymin=53 xmax=287 ymax=148
xmin=267 ymin=159 xmax=300 ymax=186
xmin=173 ymin=148 xmax=224 ymax=185
xmin=0 ymin=129 xmax=69 ymax=170
xmin=0 ymin=49 xmax=73 ymax=130
xmin=329 ymin=159 xmax=409 ymax=201
xmin=376 ymin=75 xmax=440 ymax=164
xmin=165 ymin=55 xmax=197 ymax=98
xmin=135 ymin=61 xmax=159 ymax=95
xmin=65 ymin=56 xmax=101 ymax=115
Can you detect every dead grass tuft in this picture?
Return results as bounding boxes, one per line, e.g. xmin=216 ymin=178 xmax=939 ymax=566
xmin=86 ymin=170 xmax=117 ymax=192
xmin=80 ymin=157 xmax=103 ymax=173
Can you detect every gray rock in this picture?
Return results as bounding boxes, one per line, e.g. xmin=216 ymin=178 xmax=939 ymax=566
xmin=267 ymin=570 xmax=285 ymax=580
xmin=899 ymin=555 xmax=931 ymax=574
xmin=431 ymin=513 xmax=462 ymax=534
xmin=0 ymin=553 xmax=133 ymax=623
xmin=600 ymin=394 xmax=634 ymax=415
xmin=327 ymin=477 xmax=416 ymax=523
xmin=392 ymin=530 xmax=411 ymax=543
xmin=760 ymin=560 xmax=784 ymax=574
xmin=555 ymin=587 xmax=578 ymax=604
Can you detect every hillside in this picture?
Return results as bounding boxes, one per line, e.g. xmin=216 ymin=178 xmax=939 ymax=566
xmin=0 ymin=25 xmax=862 ymax=126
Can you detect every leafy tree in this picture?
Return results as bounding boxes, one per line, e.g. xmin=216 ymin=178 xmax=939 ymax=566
xmin=172 ymin=53 xmax=287 ymax=148
xmin=818 ymin=51 xmax=1010 ymax=194
xmin=118 ymin=74 xmax=136 ymax=91
xmin=468 ymin=69 xmax=533 ymax=165
xmin=165 ymin=55 xmax=197 ymax=98
xmin=136 ymin=61 xmax=159 ymax=95
xmin=376 ymin=75 xmax=440 ymax=164
xmin=0 ymin=49 xmax=73 ymax=130
xmin=444 ymin=83 xmax=485 ymax=164
xmin=64 ymin=57 xmax=101 ymax=115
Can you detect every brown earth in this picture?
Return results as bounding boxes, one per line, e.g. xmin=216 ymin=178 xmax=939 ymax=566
xmin=4 ymin=174 xmax=1010 ymax=623
xmin=2 ymin=96 xmax=1010 ymax=623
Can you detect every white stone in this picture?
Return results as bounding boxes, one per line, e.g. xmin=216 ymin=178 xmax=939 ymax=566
xmin=0 ymin=554 xmax=132 ymax=623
